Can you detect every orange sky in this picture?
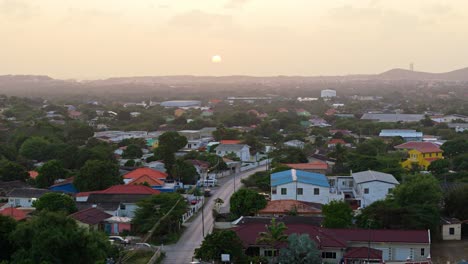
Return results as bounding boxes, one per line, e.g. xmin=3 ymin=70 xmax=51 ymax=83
xmin=1 ymin=0 xmax=467 ymax=79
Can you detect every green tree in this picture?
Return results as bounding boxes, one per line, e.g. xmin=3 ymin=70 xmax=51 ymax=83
xmin=172 ymin=159 xmax=199 ymax=185
xmin=132 ymin=193 xmax=187 ymax=243
xmin=158 ymin=131 xmax=188 ymax=153
xmin=444 ymin=185 xmax=468 ymax=220
xmin=10 ymin=211 xmax=114 ymax=264
xmin=19 ymin=137 xmax=50 ymax=160
xmin=194 ymin=230 xmax=246 ymax=263
xmin=33 ymin=192 xmax=77 ymax=214
xmin=392 ymin=174 xmax=442 ymax=207
xmin=256 ymin=218 xmax=288 ymax=263
xmin=428 ymin=159 xmax=450 ymax=175
xmin=441 ymin=139 xmax=468 ymax=158
xmin=74 ymin=160 xmax=121 ymax=191
xmin=35 ymin=160 xmax=66 ymax=188
xmin=64 ymin=122 xmax=94 ymax=142
xmin=230 ymin=189 xmax=267 ymax=217
xmin=124 ymin=159 xmax=136 ymax=167
xmin=122 ymin=144 xmax=143 ymax=159
xmin=278 ymin=234 xmax=321 ymax=264
xmin=271 ymin=147 xmax=308 ymax=164
xmin=0 ymin=215 xmax=17 ymax=262
xmin=0 ymin=160 xmax=28 ymax=182
xmin=322 ymin=200 xmax=353 ymax=228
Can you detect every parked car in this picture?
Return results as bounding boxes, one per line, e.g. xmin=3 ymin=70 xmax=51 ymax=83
xmin=109 ymin=236 xmax=129 ymax=245
xmin=134 ymin=243 xmax=152 ymax=249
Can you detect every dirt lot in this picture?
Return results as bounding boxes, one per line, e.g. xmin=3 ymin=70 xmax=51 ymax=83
xmin=431 ymin=240 xmax=468 ymax=264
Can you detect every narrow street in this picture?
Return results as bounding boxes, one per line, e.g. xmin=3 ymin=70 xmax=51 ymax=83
xmin=162 ymin=166 xmax=267 ymax=264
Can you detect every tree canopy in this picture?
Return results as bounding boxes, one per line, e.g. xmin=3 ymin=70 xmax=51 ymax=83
xmin=74 ymin=160 xmax=121 ymax=191
xmin=194 ymin=230 xmax=246 ymax=263
xmin=230 ymin=188 xmax=267 ymax=217
xmin=322 ymin=200 xmax=353 ymax=228
xmin=35 ymin=160 xmax=67 ymax=188
xmin=33 ymin=192 xmax=77 ymax=215
xmin=19 ymin=136 xmax=50 ymax=161
xmin=0 ymin=160 xmax=28 ymax=182
xmin=278 ymin=234 xmax=321 ymax=264
xmin=122 ymin=144 xmax=143 ymax=159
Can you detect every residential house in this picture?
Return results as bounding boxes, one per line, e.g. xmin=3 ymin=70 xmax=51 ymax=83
xmin=361 ymin=113 xmax=425 ymax=123
xmin=49 ymin=177 xmax=78 ymax=194
xmin=105 ymin=216 xmax=132 ymax=235
xmin=321 ymin=89 xmax=337 ymax=98
xmin=0 ymin=180 xmax=29 ymax=197
xmin=220 ymin=140 xmax=242 ymax=145
xmin=309 ymin=117 xmax=331 ymax=127
xmin=379 ymin=129 xmax=423 ymax=142
xmin=257 ymin=200 xmax=322 ymax=217
xmin=233 ymin=221 xmax=431 ymax=263
xmin=6 ymin=188 xmax=50 ymax=207
xmin=327 ymin=139 xmax=351 ymax=148
xmin=122 ymin=167 xmax=168 ymax=184
xmin=70 ymin=207 xmax=112 ymax=232
xmin=431 ymin=114 xmax=468 ymax=123
xmin=440 ymin=217 xmax=463 ymax=241
xmin=76 ymin=185 xmax=160 ymax=218
xmin=0 ymin=207 xmax=28 ymax=221
xmin=284 ymin=140 xmax=305 ymax=149
xmin=215 ymin=144 xmax=251 ymax=162
xmin=271 ymin=169 xmax=343 ymax=204
xmin=448 ymin=123 xmax=468 ymax=133
xmin=284 ymin=161 xmax=328 ymax=175
xmin=395 ymin=142 xmax=443 ymax=170
xmin=329 ymin=170 xmax=399 ymax=208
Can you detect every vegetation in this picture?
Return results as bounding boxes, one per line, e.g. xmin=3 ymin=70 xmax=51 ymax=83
xmin=278 ymin=234 xmax=321 ymax=264
xmin=322 ymin=200 xmax=353 ymax=228
xmin=230 ymin=188 xmax=267 ymax=218
xmin=74 ymin=160 xmax=122 ymax=191
xmin=194 ymin=230 xmax=246 ymax=263
xmin=33 ymin=192 xmax=78 ymax=215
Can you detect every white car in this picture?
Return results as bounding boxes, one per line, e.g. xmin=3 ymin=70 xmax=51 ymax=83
xmin=134 ymin=243 xmax=152 ymax=249
xmin=109 ymin=236 xmax=129 ymax=245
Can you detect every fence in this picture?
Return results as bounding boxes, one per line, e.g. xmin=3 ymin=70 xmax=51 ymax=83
xmin=182 ymin=197 xmax=204 ymax=223
xmin=147 ymin=247 xmax=162 ymax=264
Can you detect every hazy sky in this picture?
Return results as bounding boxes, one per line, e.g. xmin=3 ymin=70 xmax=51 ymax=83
xmin=1 ymin=0 xmax=468 ymax=79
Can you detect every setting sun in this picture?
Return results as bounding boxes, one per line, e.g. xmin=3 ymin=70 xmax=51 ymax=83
xmin=211 ymin=55 xmax=222 ymax=63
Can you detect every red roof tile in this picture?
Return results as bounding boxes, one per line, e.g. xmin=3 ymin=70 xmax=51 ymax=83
xmin=123 ymin=168 xmax=168 ymax=180
xmin=344 ymin=247 xmax=382 ymax=259
xmin=76 ymin=184 xmax=160 ymax=197
xmin=328 ymin=139 xmax=346 ymax=145
xmin=285 ymin=161 xmax=328 ymax=170
xmin=395 ymin=142 xmax=442 ymax=153
xmin=0 ymin=207 xmax=27 ymax=221
xmin=69 ymin=207 xmax=112 ymax=225
xmin=220 ymin=140 xmax=242 ymax=145
xmin=128 ymin=175 xmax=165 ymax=186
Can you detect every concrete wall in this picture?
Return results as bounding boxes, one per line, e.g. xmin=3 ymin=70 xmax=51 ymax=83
xmin=358 ymin=181 xmax=397 ymax=208
xmin=442 ymin=224 xmax=462 ymax=240
xmin=8 ymin=197 xmax=36 ymax=208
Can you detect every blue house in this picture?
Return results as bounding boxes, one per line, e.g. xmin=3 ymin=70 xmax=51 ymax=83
xmin=49 ymin=178 xmax=78 ymax=194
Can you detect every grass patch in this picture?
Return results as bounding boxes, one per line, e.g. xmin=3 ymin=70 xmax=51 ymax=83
xmin=124 ymin=250 xmax=154 ymax=264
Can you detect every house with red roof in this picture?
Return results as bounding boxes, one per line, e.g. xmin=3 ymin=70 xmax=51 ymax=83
xmin=257 ymin=200 xmax=322 ymax=217
xmin=327 ymin=138 xmax=351 ymax=148
xmin=122 ymin=167 xmax=168 ymax=184
xmin=0 ymin=207 xmax=28 ymax=221
xmin=76 ymin=185 xmax=160 ymax=218
xmin=284 ymin=161 xmax=328 ymax=174
xmin=395 ymin=141 xmax=443 ymax=170
xmin=233 ymin=220 xmax=431 ymax=263
xmin=70 ymin=207 xmax=112 ymax=231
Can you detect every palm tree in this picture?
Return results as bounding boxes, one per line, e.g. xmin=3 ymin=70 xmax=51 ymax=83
xmin=256 ymin=218 xmax=288 ymax=264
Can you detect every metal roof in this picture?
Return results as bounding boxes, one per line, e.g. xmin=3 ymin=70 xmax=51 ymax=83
xmin=379 ymin=129 xmax=423 ymax=138
xmin=352 ymin=170 xmax=399 ymax=185
xmin=361 ymin=113 xmax=424 ymax=123
xmin=271 ymin=169 xmax=330 ymax=187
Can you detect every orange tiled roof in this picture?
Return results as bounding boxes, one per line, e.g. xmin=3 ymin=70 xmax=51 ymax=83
xmin=220 ymin=140 xmax=242 ymax=145
xmin=0 ymin=207 xmax=28 ymax=221
xmin=328 ymin=139 xmax=346 ymax=145
xmin=395 ymin=142 xmax=442 ymax=153
xmin=128 ymin=174 xmax=165 ymax=186
xmin=123 ymin=168 xmax=168 ymax=180
xmin=29 ymin=171 xmax=39 ymax=179
xmin=285 ymin=161 xmax=328 ymax=170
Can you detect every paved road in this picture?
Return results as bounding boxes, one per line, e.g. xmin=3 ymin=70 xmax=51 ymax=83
xmin=162 ymin=166 xmax=266 ymax=264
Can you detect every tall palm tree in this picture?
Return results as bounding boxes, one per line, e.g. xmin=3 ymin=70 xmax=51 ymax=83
xmin=256 ymin=218 xmax=288 ymax=264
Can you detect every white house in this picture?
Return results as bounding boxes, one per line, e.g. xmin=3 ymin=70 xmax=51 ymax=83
xmin=440 ymin=217 xmax=463 ymax=240
xmin=214 ymin=144 xmax=251 ymax=162
xmin=329 ymin=170 xmax=399 ymax=208
xmin=321 ymin=89 xmax=337 ymax=98
xmin=6 ymin=188 xmax=50 ymax=208
xmin=270 ymin=169 xmax=343 ymax=204
xmin=284 ymin=140 xmax=305 ymax=149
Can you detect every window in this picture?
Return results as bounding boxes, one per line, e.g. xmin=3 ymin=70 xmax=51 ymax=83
xmin=314 ymin=188 xmax=319 ymax=195
xmin=449 ymin=227 xmax=455 ymax=235
xmin=321 ymin=252 xmax=337 ymax=259
xmin=272 ymin=187 xmax=277 ymax=195
xmin=120 ymin=204 xmax=126 ymax=210
xmin=297 ymin=188 xmax=303 ymax=195
xmin=420 ymin=248 xmax=425 ymax=256
xmin=364 ymin=188 xmax=369 ymax=194
xmin=281 ymin=188 xmax=287 ymax=195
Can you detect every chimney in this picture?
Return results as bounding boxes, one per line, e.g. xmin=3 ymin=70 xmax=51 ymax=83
xmin=292 ymin=169 xmax=297 ymax=182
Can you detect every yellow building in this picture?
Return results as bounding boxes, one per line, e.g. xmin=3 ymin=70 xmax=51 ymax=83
xmin=395 ymin=142 xmax=443 ymax=170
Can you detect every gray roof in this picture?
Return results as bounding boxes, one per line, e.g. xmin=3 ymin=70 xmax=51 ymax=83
xmin=352 ymin=170 xmax=399 ymax=185
xmin=215 ymin=144 xmax=249 ymax=152
xmin=379 ymin=129 xmax=423 ymax=138
xmin=361 ymin=113 xmax=424 ymax=123
xmin=7 ymin=188 xmax=50 ymax=198
xmin=448 ymin=123 xmax=468 ymax=128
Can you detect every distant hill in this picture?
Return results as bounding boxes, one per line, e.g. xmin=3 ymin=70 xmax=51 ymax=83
xmin=377 ymin=67 xmax=468 ymax=81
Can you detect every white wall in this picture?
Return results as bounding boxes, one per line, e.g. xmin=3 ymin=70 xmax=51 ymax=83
xmin=358 ymin=181 xmax=397 ymax=207
xmin=116 ymin=203 xmax=139 ymax=218
xmin=271 ymin=182 xmax=331 ymax=204
xmin=442 ymin=224 xmax=462 ymax=240
xmin=8 ymin=197 xmax=36 ymax=208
